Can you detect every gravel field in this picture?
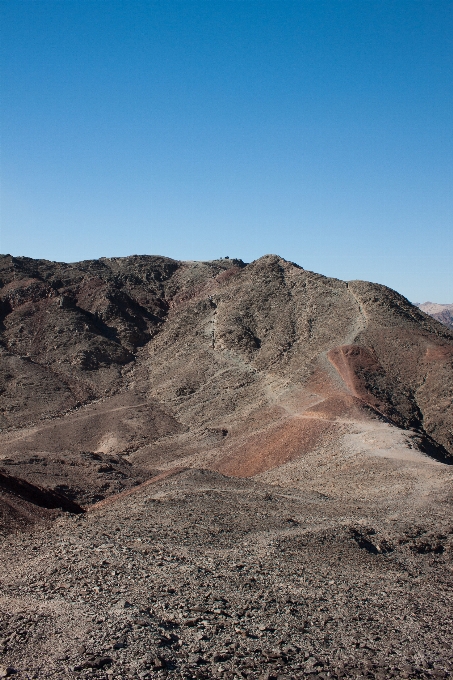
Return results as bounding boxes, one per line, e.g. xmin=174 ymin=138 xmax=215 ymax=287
xmin=1 ymin=469 xmax=453 ymax=680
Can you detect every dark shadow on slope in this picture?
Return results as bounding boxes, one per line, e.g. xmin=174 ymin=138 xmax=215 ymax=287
xmin=414 ymin=432 xmax=453 ymax=465
xmin=0 ymin=470 xmax=85 ymax=513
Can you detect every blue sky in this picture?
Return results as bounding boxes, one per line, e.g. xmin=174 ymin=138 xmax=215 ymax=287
xmin=1 ymin=1 xmax=452 ymax=302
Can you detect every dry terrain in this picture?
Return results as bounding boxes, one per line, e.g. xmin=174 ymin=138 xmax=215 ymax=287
xmin=0 ymin=254 xmax=452 ymax=679
xmin=416 ymin=303 xmax=453 ymax=331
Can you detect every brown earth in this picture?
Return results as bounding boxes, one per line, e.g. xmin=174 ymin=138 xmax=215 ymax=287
xmin=0 ymin=254 xmax=452 ymax=678
xmin=1 ymin=252 xmax=452 ymax=523
xmin=1 ymin=253 xmax=451 ymax=471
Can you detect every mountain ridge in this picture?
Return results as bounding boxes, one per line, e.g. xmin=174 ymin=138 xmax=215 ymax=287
xmin=1 ymin=254 xmax=453 ymax=678
xmin=1 ymin=253 xmax=452 ymax=509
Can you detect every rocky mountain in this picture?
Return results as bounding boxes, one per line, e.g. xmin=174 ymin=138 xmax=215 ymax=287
xmin=1 ymin=253 xmax=452 ymax=518
xmin=416 ymin=302 xmax=453 ymax=331
xmin=1 ymin=254 xmax=453 ymax=678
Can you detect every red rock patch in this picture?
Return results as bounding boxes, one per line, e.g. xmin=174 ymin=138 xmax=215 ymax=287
xmin=212 ymin=417 xmax=337 ymax=477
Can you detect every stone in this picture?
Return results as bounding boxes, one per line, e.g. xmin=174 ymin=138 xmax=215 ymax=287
xmin=0 ymin=668 xmax=16 ymax=679
xmin=113 ymin=639 xmax=126 ymax=649
xmin=150 ymin=656 xmax=166 ymax=670
xmin=74 ymin=656 xmax=112 ymax=670
xmin=185 ymin=617 xmax=200 ymax=626
xmin=116 ymin=599 xmax=133 ymax=609
xmin=188 ymin=654 xmax=203 ymax=666
xmin=135 ymin=618 xmax=150 ymax=627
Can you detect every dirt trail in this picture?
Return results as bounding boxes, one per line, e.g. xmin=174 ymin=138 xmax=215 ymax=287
xmin=345 ymin=281 xmax=368 ymax=343
xmin=1 ymin=401 xmax=151 ymax=446
xmin=262 ymin=384 xmax=425 ymax=460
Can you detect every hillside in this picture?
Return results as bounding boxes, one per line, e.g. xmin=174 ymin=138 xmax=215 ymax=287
xmin=1 ymin=254 xmax=452 ymax=510
xmin=1 ymin=254 xmax=452 ymax=678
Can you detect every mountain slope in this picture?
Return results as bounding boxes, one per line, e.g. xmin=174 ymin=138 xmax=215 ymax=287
xmin=1 ymin=254 xmax=453 ymax=678
xmin=1 ymin=254 xmax=452 ymax=522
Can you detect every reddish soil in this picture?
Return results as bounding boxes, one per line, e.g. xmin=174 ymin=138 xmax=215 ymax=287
xmin=327 ymin=344 xmax=390 ymax=418
xmin=213 ymin=417 xmax=337 ymax=477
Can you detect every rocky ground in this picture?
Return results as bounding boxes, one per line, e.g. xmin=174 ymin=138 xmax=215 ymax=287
xmin=1 ymin=465 xmax=453 ymax=680
xmin=1 ymin=254 xmax=453 ymax=678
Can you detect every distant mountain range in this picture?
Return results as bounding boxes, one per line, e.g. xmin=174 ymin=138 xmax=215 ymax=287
xmin=416 ymin=302 xmax=453 ymax=330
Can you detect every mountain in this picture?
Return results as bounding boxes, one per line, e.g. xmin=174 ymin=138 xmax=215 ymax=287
xmin=1 ymin=254 xmax=452 ymax=469
xmin=1 ymin=254 xmax=452 ymax=677
xmin=416 ymin=301 xmax=453 ymax=331
xmin=1 ymin=250 xmax=452 ymax=520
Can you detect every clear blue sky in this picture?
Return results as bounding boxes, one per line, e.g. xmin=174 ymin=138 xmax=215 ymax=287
xmin=1 ymin=1 xmax=452 ymax=302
